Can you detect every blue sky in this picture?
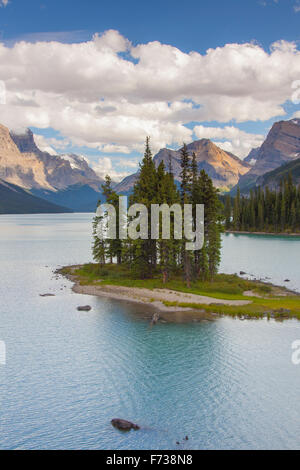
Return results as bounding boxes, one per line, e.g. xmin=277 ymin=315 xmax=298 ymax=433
xmin=2 ymin=0 xmax=300 ymax=51
xmin=1 ymin=0 xmax=300 ymax=180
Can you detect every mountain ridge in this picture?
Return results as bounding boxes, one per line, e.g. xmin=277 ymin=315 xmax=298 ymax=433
xmin=115 ymin=139 xmax=250 ymax=194
xmin=256 ymin=157 xmax=300 ymax=190
xmin=0 ymin=123 xmax=105 ymax=212
xmin=0 ymin=178 xmax=72 ymax=214
xmin=2 ymin=117 xmax=300 ymax=213
xmin=0 ymin=124 xmax=103 ymax=191
xmin=237 ymin=118 xmax=300 ymax=193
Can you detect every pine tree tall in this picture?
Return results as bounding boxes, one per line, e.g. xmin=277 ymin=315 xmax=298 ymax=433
xmin=180 ymin=143 xmax=192 ymax=287
xmin=129 ymin=137 xmax=157 ymax=278
xmin=93 ymin=137 xmax=225 ymax=285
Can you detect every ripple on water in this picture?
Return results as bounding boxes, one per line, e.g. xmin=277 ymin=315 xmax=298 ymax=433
xmin=0 ymin=215 xmax=300 ymax=450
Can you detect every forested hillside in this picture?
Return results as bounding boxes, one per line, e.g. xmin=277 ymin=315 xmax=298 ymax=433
xmin=225 ymin=173 xmax=300 ymax=233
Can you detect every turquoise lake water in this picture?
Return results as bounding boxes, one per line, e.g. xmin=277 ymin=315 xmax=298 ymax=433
xmin=0 ymin=213 xmax=299 ymax=450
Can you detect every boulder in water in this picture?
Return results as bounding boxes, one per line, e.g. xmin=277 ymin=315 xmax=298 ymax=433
xmin=111 ymin=419 xmax=140 ymax=431
xmin=77 ymin=305 xmax=92 ymax=311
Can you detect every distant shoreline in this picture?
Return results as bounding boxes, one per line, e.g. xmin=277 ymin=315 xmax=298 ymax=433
xmin=226 ymin=230 xmax=300 ymax=237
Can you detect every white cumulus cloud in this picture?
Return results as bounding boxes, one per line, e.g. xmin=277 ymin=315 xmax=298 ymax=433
xmin=0 ymin=30 xmax=299 ymax=159
xmin=33 ymin=134 xmax=57 ymax=155
xmin=91 ymin=156 xmax=134 ymax=182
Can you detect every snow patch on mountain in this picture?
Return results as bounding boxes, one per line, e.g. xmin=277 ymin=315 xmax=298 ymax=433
xmin=60 ymin=154 xmax=86 ymax=170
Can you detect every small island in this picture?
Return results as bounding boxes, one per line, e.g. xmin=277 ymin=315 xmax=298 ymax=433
xmin=59 ymin=264 xmax=300 ymax=321
xmin=60 ymin=139 xmax=300 ymax=322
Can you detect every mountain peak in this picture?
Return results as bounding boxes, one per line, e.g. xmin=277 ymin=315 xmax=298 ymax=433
xmin=0 ymin=123 xmax=103 ymax=191
xmin=187 ymin=138 xmax=212 ymax=147
xmin=116 ymin=138 xmax=250 ymax=194
xmin=10 ymin=128 xmax=39 ymax=154
xmin=290 ymin=118 xmax=300 ymax=126
xmin=237 ymin=118 xmax=300 ymax=193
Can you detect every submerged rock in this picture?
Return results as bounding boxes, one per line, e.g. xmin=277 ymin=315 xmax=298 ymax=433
xmin=40 ymin=293 xmax=55 ymax=297
xmin=77 ymin=305 xmax=92 ymax=311
xmin=111 ymin=419 xmax=140 ymax=431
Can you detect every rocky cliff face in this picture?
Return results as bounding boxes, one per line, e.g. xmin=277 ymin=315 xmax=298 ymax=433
xmin=238 ymin=119 xmax=300 ymax=192
xmin=0 ymin=124 xmax=52 ymax=189
xmin=0 ymin=124 xmax=102 ymax=191
xmin=244 ymin=147 xmax=260 ymax=165
xmin=115 ymin=139 xmax=250 ymax=194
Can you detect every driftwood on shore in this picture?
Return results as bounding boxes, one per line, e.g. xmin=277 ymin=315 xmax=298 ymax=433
xmin=150 ymin=313 xmax=160 ymax=325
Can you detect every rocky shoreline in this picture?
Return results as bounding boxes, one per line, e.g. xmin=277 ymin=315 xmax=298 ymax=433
xmin=57 ymin=265 xmax=300 ymax=323
xmin=58 ymin=265 xmax=253 ymax=322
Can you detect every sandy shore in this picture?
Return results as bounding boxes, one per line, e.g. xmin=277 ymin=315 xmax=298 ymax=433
xmin=73 ymin=282 xmax=251 ymax=310
xmin=59 ymin=266 xmax=251 ymax=321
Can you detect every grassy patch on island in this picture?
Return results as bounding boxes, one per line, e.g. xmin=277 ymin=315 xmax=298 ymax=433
xmin=60 ymin=263 xmax=300 ymax=320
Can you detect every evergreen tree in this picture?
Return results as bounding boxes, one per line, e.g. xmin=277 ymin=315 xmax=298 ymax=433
xmin=233 ymin=187 xmax=241 ymax=230
xmin=93 ymin=138 xmax=225 ymax=286
xmin=129 ymin=137 xmax=158 ymax=278
xmin=92 ymin=175 xmax=123 ymax=265
xmin=156 ymin=161 xmax=181 ymax=283
xmin=180 ymin=143 xmax=192 ymax=287
xmin=224 ymin=175 xmax=300 ymax=234
xmin=198 ymin=170 xmax=223 ymax=281
xmin=180 ymin=143 xmax=191 ymax=203
xmin=224 ymin=194 xmax=231 ymax=230
xmin=92 ymin=206 xmax=106 ymax=266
